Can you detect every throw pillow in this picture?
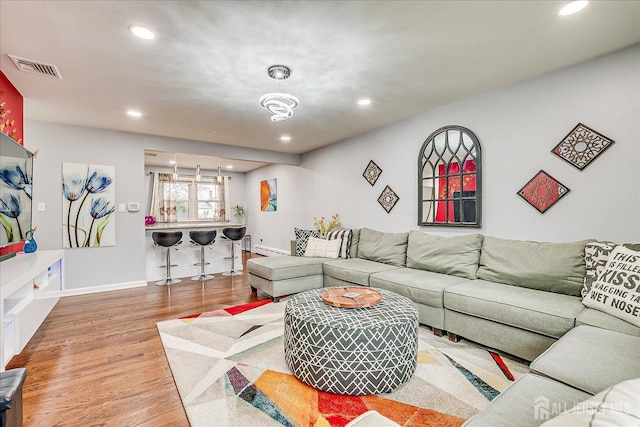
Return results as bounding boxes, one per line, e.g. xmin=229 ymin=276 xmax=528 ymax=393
xmin=304 ymin=237 xmax=342 ymax=258
xmin=326 ymin=229 xmax=353 ymax=258
xmin=294 ymin=228 xmax=320 ymax=257
xmin=582 ymin=245 xmax=640 ymax=327
xmin=582 ymin=241 xmax=640 ymax=299
xmin=540 ymin=378 xmax=640 ymax=427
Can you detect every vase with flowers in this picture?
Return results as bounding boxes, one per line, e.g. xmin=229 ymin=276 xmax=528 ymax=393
xmin=312 ymin=213 xmax=341 ymax=237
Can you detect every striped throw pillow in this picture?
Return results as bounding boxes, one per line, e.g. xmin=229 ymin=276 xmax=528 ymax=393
xmin=326 ymin=229 xmax=353 ymax=258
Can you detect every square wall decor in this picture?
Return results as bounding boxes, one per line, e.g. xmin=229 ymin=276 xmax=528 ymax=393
xmin=363 ymin=160 xmax=382 ymax=186
xmin=378 ymin=185 xmax=399 ymax=213
xmin=517 ymin=170 xmax=570 ymax=214
xmin=551 ymin=123 xmax=615 ymax=170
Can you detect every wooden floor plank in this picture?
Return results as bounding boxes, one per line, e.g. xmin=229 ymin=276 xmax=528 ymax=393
xmin=6 ymin=253 xmax=268 ymax=426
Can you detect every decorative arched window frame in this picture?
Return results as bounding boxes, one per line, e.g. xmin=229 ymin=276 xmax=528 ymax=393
xmin=418 ymin=125 xmax=482 ymax=227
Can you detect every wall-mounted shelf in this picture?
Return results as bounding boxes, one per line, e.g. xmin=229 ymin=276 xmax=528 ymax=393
xmin=1 ymin=250 xmax=64 ymax=370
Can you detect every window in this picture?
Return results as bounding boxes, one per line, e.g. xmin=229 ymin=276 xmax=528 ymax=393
xmin=418 ymin=125 xmax=482 ymax=227
xmin=161 ymin=177 xmax=229 ymax=222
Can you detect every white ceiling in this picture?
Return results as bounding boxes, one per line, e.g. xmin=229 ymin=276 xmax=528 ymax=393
xmin=1 ymin=1 xmax=639 ymax=165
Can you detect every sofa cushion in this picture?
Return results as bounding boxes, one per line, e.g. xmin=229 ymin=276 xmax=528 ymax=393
xmin=294 ymin=228 xmax=321 ymax=257
xmin=477 ymin=236 xmax=588 ymax=296
xmin=247 ymin=256 xmax=327 ymax=281
xmin=304 ymin=237 xmax=342 ymax=258
xmin=357 ymin=228 xmax=408 ymax=267
xmin=575 ymin=308 xmax=640 ymax=337
xmin=581 ymin=245 xmax=640 ymax=327
xmin=444 ymin=280 xmax=584 ymax=338
xmin=530 ymin=325 xmax=640 ymax=395
xmin=349 ymin=228 xmax=361 ymax=258
xmin=461 ymin=374 xmax=590 ymax=427
xmin=370 ymin=268 xmax=470 ymax=308
xmin=323 ymin=258 xmax=399 ymax=287
xmin=406 ymin=231 xmax=483 ymax=279
xmin=540 ymin=378 xmax=640 ymax=427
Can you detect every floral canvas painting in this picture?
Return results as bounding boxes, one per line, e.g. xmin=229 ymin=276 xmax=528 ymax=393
xmin=0 ymin=154 xmax=32 ymax=246
xmin=62 ymin=163 xmax=115 ymax=248
xmin=260 ymin=178 xmax=277 ymax=211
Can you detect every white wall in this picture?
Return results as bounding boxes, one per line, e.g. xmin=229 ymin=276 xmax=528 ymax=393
xmin=24 ymin=121 xmax=147 ymax=291
xmin=247 ymin=44 xmax=640 ymax=252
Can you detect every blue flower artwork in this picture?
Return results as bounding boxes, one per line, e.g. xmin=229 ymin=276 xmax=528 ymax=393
xmin=62 ymin=163 xmax=116 ymax=248
xmin=0 ymin=159 xmax=32 ymax=246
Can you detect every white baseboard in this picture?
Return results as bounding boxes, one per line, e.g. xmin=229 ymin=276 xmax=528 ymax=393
xmin=59 ymin=280 xmax=148 ymax=297
xmin=253 ymin=245 xmax=289 ymax=256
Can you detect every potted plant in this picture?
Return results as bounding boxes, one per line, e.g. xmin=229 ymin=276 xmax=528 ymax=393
xmin=232 ymin=205 xmax=246 ymax=222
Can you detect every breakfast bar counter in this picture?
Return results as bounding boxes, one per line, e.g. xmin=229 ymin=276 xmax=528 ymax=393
xmin=144 ymin=222 xmax=245 ymax=282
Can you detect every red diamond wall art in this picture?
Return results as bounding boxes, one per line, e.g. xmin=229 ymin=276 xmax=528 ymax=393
xmin=517 ymin=170 xmax=570 ymax=214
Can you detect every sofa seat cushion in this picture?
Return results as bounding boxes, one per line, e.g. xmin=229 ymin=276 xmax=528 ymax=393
xmin=444 ymin=280 xmax=584 ymax=338
xmin=530 ymin=325 xmax=640 ymax=395
xmin=323 ymin=258 xmax=399 ymax=286
xmin=575 ymin=307 xmax=640 ymax=337
xmin=247 ymin=256 xmax=327 ymax=281
xmin=370 ymin=268 xmax=470 ymax=308
xmin=461 ymin=374 xmax=590 ymax=427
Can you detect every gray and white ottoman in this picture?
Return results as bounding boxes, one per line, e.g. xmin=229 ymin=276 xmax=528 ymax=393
xmin=284 ymin=287 xmax=418 ymax=395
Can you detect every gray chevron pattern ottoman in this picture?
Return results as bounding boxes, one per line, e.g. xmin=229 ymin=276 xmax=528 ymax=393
xmin=284 ymin=287 xmax=418 ymax=395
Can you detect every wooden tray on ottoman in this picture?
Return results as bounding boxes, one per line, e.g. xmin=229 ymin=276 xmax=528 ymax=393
xmin=321 ymin=287 xmax=382 ymax=308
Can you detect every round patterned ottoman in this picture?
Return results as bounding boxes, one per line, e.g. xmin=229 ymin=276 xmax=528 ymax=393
xmin=284 ymin=287 xmax=418 ymax=395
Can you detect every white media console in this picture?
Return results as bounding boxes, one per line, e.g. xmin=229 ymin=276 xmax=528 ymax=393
xmin=1 ymin=250 xmax=64 ymax=370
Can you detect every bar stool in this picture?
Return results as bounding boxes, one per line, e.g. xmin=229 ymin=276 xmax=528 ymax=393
xmin=222 ymin=226 xmax=246 ymax=276
xmin=190 ymin=230 xmax=217 ymax=281
xmin=152 ymin=231 xmax=183 ymax=290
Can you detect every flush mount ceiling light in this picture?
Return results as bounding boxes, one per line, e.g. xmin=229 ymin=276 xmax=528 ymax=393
xmin=129 ymin=25 xmax=156 ymax=40
xmin=259 ymin=65 xmax=299 ymax=122
xmin=559 ymin=1 xmax=588 ymax=16
xmin=357 ymin=98 xmax=372 ymax=106
xmin=127 ymin=110 xmax=142 ymax=117
xmin=280 ymin=135 xmax=291 ymax=142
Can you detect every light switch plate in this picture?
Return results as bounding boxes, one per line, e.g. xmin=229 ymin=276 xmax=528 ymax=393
xmin=118 ymin=203 xmax=126 ymax=213
xmin=128 ymin=202 xmax=140 ymax=212
xmin=37 ymin=202 xmax=46 ymax=212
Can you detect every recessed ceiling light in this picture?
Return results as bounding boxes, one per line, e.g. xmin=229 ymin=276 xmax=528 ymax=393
xmin=129 ymin=25 xmax=156 ymax=40
xmin=280 ymin=136 xmax=291 ymax=142
xmin=559 ymin=1 xmax=588 ymax=16
xmin=206 ymin=131 xmax=218 ymax=135
xmin=127 ymin=110 xmax=142 ymax=117
xmin=169 ymin=160 xmax=176 ymax=165
xmin=357 ymin=98 xmax=372 ymax=106
xmin=226 ymin=165 xmax=234 ymax=169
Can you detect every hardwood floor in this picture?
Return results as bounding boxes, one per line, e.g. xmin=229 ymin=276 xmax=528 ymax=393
xmin=6 ymin=252 xmax=267 ymax=427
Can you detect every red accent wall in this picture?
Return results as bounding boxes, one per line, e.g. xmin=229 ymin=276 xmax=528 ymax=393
xmin=0 ymin=71 xmax=26 ymax=255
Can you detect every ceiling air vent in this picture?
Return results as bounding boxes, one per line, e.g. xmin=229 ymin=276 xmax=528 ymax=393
xmin=8 ymin=54 xmax=62 ymax=79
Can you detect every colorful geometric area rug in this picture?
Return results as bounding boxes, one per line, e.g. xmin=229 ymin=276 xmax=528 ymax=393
xmin=156 ymin=300 xmax=528 ymax=427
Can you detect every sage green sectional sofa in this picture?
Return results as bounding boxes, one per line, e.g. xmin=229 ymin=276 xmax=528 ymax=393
xmin=247 ymin=227 xmax=640 ymax=361
xmin=247 ymin=227 xmax=640 ymax=426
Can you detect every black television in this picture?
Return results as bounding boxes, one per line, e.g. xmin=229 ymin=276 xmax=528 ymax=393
xmin=0 ymin=132 xmax=33 ymax=262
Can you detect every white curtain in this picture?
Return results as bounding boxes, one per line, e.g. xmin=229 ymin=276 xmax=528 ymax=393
xmin=149 ymin=173 xmax=177 ymax=223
